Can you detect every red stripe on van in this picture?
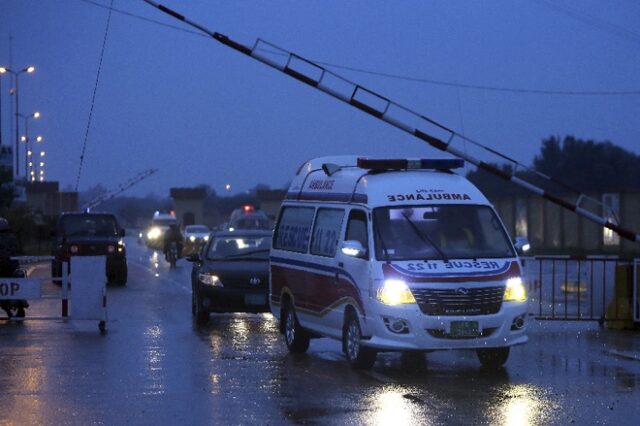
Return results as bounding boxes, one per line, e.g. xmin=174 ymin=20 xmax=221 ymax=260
xmin=271 ymin=264 xmax=364 ymax=316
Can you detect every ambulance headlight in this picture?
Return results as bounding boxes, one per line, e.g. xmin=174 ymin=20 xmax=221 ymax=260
xmin=377 ymin=279 xmax=416 ymax=305
xmin=147 ymin=227 xmax=161 ymax=240
xmin=504 ymin=277 xmax=527 ymax=302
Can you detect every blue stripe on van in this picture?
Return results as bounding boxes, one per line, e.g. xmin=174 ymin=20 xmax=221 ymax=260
xmin=284 ymin=192 xmax=367 ymax=204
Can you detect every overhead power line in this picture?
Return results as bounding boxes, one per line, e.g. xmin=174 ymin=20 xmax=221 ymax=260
xmin=76 ymin=0 xmax=640 ymax=96
xmin=535 ymin=0 xmax=640 ymax=46
xmin=75 ymin=0 xmax=115 ymax=191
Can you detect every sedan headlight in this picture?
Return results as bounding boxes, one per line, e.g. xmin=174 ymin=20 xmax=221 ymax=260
xmin=377 ymin=279 xmax=416 ymax=305
xmin=189 ymin=236 xmax=196 ymax=242
xmin=199 ymin=273 xmax=223 ymax=287
xmin=204 ymin=235 xmax=209 ymax=241
xmin=504 ymin=277 xmax=527 ymax=301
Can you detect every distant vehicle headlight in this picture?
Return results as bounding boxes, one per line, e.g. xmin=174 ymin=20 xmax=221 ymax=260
xmin=189 ymin=235 xmax=196 ymax=242
xmin=204 ymin=235 xmax=209 ymax=241
xmin=147 ymin=227 xmax=161 ymax=240
xmin=199 ymin=273 xmax=223 ymax=287
xmin=377 ymin=279 xmax=416 ymax=305
xmin=504 ymin=277 xmax=527 ymax=301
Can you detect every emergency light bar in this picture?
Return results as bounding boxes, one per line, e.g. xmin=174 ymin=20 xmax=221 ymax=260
xmin=357 ymin=158 xmax=464 ymax=171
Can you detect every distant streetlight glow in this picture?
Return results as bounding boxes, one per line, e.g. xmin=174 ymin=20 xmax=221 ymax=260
xmin=40 ymin=151 xmax=45 ymax=157
xmin=225 ymin=184 xmax=231 ymax=191
xmin=36 ymin=135 xmax=43 ymax=142
xmin=1 ymin=64 xmax=37 ymax=177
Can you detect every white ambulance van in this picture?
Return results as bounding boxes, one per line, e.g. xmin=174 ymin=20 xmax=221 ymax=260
xmin=270 ymin=156 xmax=528 ymax=369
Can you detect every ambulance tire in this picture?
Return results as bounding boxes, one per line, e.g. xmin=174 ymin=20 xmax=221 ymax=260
xmin=343 ymin=313 xmax=377 ymax=370
xmin=283 ymin=302 xmax=310 ymax=353
xmin=476 ymin=347 xmax=510 ymax=369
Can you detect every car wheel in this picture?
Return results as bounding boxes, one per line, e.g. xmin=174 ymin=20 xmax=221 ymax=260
xmin=194 ymin=287 xmax=209 ymax=325
xmin=343 ymin=312 xmax=377 ymax=369
xmin=283 ymin=302 xmax=309 ymax=353
xmin=476 ymin=347 xmax=510 ymax=369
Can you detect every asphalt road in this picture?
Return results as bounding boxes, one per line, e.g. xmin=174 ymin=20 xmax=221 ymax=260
xmin=1 ymin=237 xmax=640 ymax=425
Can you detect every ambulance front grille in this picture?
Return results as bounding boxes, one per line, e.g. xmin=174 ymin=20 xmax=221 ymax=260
xmin=411 ymin=285 xmax=505 ymax=316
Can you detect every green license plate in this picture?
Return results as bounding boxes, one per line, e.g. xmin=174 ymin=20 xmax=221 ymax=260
xmin=450 ymin=321 xmax=480 ymax=337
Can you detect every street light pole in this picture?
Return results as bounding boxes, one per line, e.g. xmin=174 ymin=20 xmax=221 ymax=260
xmin=0 ymin=65 xmax=35 ymax=178
xmin=19 ymin=111 xmax=40 ymax=180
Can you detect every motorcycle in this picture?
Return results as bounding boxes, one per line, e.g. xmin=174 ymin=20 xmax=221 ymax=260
xmin=167 ymin=241 xmax=178 ymax=268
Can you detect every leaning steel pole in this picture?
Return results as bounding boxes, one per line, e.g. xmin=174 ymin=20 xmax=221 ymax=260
xmin=142 ymin=0 xmax=640 ymax=244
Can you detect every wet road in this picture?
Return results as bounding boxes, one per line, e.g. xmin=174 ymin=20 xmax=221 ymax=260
xmin=1 ymin=237 xmax=640 ymax=425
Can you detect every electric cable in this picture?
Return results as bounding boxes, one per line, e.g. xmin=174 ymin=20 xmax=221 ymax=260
xmin=75 ymin=0 xmax=115 ymax=191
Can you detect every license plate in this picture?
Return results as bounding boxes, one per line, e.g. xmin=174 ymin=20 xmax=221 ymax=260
xmin=450 ymin=321 xmax=479 ymax=337
xmin=244 ymin=294 xmax=266 ymax=305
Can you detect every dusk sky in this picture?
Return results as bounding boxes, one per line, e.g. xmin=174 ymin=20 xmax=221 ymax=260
xmin=1 ymin=0 xmax=639 ymax=197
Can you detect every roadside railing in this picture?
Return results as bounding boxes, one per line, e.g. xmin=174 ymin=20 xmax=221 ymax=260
xmin=521 ymin=256 xmax=639 ymax=323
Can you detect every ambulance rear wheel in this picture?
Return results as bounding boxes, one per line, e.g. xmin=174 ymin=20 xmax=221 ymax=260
xmin=344 ymin=313 xmax=377 ymax=370
xmin=476 ymin=347 xmax=510 ymax=368
xmin=283 ymin=303 xmax=309 ymax=353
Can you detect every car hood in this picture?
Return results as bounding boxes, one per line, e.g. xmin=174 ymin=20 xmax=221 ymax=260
xmin=200 ymin=259 xmax=269 ymax=288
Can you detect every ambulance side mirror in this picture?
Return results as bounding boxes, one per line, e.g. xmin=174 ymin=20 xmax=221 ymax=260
xmin=513 ymin=236 xmax=531 ymax=256
xmin=341 ymin=240 xmax=366 ymax=258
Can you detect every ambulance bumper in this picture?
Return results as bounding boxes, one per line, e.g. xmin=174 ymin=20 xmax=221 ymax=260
xmin=361 ymin=301 xmax=529 ymax=351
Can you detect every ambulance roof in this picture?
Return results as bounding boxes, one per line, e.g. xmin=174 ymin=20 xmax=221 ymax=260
xmin=286 ymin=156 xmax=489 ymax=208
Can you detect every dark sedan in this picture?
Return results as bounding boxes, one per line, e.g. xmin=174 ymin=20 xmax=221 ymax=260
xmin=189 ymin=229 xmax=271 ymax=324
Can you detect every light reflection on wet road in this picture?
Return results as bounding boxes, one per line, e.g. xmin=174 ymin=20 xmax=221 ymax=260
xmin=1 ymin=236 xmax=639 ymax=425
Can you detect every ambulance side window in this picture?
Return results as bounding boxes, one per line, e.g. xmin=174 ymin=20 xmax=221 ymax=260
xmin=345 ymin=209 xmax=369 ymax=259
xmin=310 ymin=208 xmax=344 ymax=257
xmin=274 ymin=206 xmax=315 ymax=253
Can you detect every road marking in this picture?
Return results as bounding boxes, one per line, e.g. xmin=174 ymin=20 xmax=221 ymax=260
xmin=127 ymin=258 xmax=191 ymax=294
xmin=606 ymin=350 xmax=640 ymax=362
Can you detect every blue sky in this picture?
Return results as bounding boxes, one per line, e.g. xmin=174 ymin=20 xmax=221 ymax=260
xmin=1 ymin=0 xmax=639 ymax=196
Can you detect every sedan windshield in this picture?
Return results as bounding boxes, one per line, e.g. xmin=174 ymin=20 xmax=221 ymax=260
xmin=373 ymin=205 xmax=515 ymax=260
xmin=206 ymin=235 xmax=271 ymax=260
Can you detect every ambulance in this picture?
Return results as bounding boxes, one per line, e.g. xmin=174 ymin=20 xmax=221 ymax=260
xmin=270 ymin=156 xmax=528 ymax=369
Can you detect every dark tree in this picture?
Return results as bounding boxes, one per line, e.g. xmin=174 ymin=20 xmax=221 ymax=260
xmin=533 ymin=136 xmax=640 ymax=192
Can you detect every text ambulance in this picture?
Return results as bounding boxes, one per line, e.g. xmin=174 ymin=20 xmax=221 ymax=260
xmin=270 ymin=156 xmax=528 ymax=369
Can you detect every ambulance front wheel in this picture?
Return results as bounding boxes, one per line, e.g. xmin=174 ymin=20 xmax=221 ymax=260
xmin=343 ymin=312 xmax=377 ymax=370
xmin=283 ymin=302 xmax=309 ymax=353
xmin=476 ymin=347 xmax=510 ymax=368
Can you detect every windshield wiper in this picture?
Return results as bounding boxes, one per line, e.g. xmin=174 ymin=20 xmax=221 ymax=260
xmin=374 ymin=225 xmax=391 ymax=263
xmin=401 ymin=212 xmax=449 ymax=262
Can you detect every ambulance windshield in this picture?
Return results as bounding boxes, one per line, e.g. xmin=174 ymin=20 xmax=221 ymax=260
xmin=373 ymin=205 xmax=515 ymax=260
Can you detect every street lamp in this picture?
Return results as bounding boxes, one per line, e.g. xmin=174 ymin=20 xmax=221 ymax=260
xmin=17 ymin=111 xmax=41 ymax=179
xmin=0 ymin=65 xmax=36 ymax=178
